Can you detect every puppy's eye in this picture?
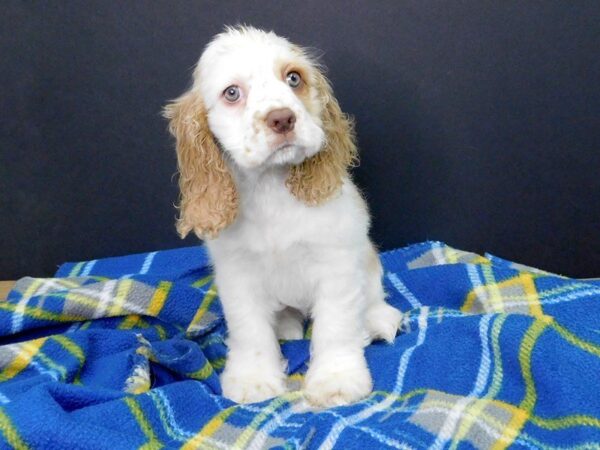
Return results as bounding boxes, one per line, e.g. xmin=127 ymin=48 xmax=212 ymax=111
xmin=286 ymin=71 xmax=302 ymax=88
xmin=223 ymin=86 xmax=241 ymax=102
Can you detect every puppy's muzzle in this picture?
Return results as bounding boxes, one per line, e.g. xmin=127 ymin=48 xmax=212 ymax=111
xmin=266 ymin=108 xmax=296 ymax=134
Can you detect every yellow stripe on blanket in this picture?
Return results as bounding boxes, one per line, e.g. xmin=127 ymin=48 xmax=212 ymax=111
xmin=124 ymin=397 xmax=163 ymax=449
xmin=108 ymin=279 xmax=135 ymax=316
xmin=520 ymin=273 xmax=544 ymax=318
xmin=462 ymin=271 xmax=544 ymax=317
xmin=186 ymin=284 xmax=218 ymax=334
xmin=186 ymin=360 xmax=214 ymax=380
xmin=148 ymin=282 xmax=171 ymax=317
xmin=0 ymin=338 xmax=47 ymax=382
xmin=232 ymin=392 xmax=302 ymax=448
xmin=51 ymin=335 xmax=85 ymax=364
xmin=0 ymin=408 xmax=29 ymax=450
xmin=182 ymin=407 xmax=236 ymax=450
xmin=490 ymin=406 xmax=529 ymax=450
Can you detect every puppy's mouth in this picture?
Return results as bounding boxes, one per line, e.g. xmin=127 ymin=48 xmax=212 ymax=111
xmin=267 ymin=141 xmax=307 ymax=166
xmin=274 ymin=142 xmax=296 ymax=152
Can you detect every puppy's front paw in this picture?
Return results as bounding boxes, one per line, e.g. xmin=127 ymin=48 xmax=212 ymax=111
xmin=304 ymin=353 xmax=372 ymax=408
xmin=221 ymin=367 xmax=287 ymax=404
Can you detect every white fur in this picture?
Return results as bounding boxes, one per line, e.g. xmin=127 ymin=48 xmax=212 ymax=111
xmin=196 ymin=28 xmax=325 ymax=169
xmin=186 ymin=27 xmax=402 ymax=407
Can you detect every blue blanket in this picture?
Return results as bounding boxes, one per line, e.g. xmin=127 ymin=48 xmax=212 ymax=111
xmin=1 ymin=241 xmax=599 ymax=449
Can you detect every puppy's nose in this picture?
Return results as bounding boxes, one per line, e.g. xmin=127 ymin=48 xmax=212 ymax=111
xmin=266 ymin=108 xmax=296 ymax=134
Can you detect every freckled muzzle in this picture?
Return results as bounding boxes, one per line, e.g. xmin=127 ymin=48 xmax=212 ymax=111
xmin=230 ymin=83 xmax=324 ymax=167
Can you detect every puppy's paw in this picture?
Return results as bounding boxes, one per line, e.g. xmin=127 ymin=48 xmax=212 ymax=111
xmin=366 ymin=302 xmax=403 ymax=343
xmin=221 ymin=367 xmax=287 ymax=404
xmin=304 ymin=353 xmax=372 ymax=408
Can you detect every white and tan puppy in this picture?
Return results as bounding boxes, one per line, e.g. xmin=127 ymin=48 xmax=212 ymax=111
xmin=165 ymin=26 xmax=402 ymax=407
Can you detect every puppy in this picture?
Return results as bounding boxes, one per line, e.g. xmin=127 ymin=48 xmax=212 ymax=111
xmin=165 ymin=26 xmax=402 ymax=407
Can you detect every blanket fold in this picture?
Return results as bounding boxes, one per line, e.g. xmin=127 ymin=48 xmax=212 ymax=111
xmin=0 ymin=241 xmax=598 ymax=449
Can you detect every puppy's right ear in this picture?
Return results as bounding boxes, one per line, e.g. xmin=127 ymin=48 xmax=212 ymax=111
xmin=164 ymin=90 xmax=238 ymax=239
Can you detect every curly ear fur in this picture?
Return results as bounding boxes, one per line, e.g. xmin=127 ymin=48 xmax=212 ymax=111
xmin=286 ymin=71 xmax=359 ymax=205
xmin=164 ymin=90 xmax=238 ymax=239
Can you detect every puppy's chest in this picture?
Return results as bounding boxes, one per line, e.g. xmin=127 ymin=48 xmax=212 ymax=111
xmin=258 ymin=244 xmax=316 ymax=309
xmin=237 ymin=197 xmax=321 ymax=308
xmin=238 ymin=191 xmax=321 ymax=251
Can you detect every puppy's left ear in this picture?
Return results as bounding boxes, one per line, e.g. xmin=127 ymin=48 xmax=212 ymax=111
xmin=286 ymin=70 xmax=358 ymax=204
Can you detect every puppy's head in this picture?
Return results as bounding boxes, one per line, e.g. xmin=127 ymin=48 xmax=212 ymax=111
xmin=165 ymin=26 xmax=357 ymax=239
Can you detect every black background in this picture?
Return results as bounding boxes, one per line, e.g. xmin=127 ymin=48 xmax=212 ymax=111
xmin=1 ymin=1 xmax=599 ymax=279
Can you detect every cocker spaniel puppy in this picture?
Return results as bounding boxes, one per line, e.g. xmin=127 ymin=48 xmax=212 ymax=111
xmin=165 ymin=26 xmax=402 ymax=407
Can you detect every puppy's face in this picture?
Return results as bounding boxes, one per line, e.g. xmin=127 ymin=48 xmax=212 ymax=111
xmin=165 ymin=26 xmax=357 ymax=239
xmin=196 ymin=29 xmax=326 ymax=169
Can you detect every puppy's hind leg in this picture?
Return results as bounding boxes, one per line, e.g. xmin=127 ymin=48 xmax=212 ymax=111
xmin=364 ymin=245 xmax=403 ymax=343
xmin=275 ymin=307 xmax=305 ymax=340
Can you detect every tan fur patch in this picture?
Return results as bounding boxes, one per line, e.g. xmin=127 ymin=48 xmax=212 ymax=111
xmin=164 ymin=91 xmax=238 ymax=239
xmin=286 ymin=71 xmax=359 ymax=205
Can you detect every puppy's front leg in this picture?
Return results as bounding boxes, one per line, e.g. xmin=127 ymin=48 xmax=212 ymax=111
xmin=217 ymin=271 xmax=287 ymax=403
xmin=304 ymin=269 xmax=372 ymax=408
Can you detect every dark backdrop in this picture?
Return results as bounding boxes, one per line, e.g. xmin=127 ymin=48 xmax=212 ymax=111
xmin=1 ymin=1 xmax=599 ymax=279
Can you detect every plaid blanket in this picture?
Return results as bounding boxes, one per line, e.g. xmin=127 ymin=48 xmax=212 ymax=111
xmin=1 ymin=241 xmax=599 ymax=449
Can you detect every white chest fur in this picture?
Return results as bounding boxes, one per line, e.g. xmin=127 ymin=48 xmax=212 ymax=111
xmin=206 ymin=168 xmax=370 ymax=310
